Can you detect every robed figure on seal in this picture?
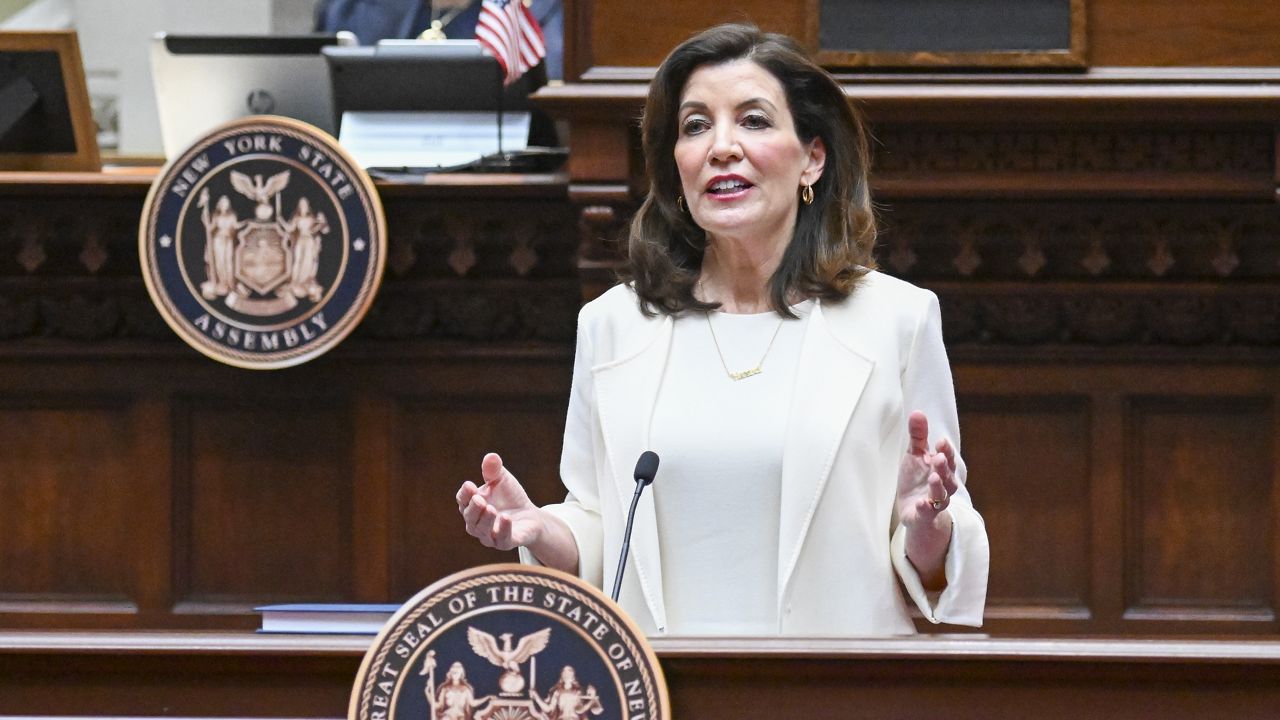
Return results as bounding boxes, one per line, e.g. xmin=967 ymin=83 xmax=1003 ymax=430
xmin=197 ymin=189 xmax=244 ymax=300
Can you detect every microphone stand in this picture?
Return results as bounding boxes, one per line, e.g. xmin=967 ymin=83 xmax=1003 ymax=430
xmin=612 ymin=482 xmax=647 ymax=602
xmin=611 ymin=451 xmax=659 ymax=603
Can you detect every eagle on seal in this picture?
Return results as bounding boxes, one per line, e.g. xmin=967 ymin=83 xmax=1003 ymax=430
xmin=467 ymin=626 xmax=552 ymax=674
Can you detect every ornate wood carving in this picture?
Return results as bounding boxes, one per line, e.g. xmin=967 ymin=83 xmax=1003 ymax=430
xmin=573 ymin=191 xmax=632 ymax=300
xmin=872 ymin=200 xmax=1280 ymax=350
xmin=0 ymin=181 xmax=581 ymax=348
xmin=935 ymin=285 xmax=1280 ymax=349
xmin=875 ymin=128 xmax=1273 ymax=175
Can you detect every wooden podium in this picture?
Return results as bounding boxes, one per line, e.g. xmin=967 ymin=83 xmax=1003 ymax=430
xmin=2 ymin=631 xmax=1280 ymax=718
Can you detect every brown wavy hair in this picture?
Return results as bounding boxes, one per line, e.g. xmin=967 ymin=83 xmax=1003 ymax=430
xmin=624 ymin=23 xmax=877 ymax=317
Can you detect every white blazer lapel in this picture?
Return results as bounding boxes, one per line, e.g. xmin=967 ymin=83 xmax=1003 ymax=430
xmin=777 ymin=301 xmax=873 ymax=600
xmin=591 ymin=316 xmax=672 ymax=631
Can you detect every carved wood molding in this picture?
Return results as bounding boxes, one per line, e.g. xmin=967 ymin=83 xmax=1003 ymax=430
xmin=874 ymin=127 xmax=1273 ymax=176
xmin=0 ymin=192 xmax=581 ymax=346
xmin=3 ymin=172 xmax=1278 ymax=351
xmin=879 ymin=202 xmax=1280 ymax=281
xmin=934 ymin=284 xmax=1280 ymax=348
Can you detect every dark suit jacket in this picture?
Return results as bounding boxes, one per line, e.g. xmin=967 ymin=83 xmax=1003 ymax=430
xmin=314 ymin=0 xmax=433 ymax=46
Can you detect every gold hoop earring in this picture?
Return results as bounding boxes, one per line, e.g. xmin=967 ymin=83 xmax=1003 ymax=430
xmin=801 ymin=184 xmax=814 ymax=205
xmin=676 ymin=195 xmax=686 ymax=213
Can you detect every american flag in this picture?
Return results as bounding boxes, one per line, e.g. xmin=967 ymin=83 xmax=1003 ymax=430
xmin=475 ymin=0 xmax=546 ymax=85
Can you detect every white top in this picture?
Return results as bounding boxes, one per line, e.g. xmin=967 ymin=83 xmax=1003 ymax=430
xmin=521 ymin=275 xmax=989 ymax=637
xmin=649 ymin=300 xmax=813 ymax=635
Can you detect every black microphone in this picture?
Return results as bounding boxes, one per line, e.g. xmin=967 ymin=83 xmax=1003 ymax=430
xmin=611 ymin=451 xmax=659 ymax=602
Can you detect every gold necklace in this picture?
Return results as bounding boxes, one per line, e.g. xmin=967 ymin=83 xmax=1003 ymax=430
xmin=704 ymin=311 xmax=785 ymax=381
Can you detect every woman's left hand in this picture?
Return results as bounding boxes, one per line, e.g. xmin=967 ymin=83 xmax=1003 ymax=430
xmin=896 ymin=410 xmax=958 ymax=588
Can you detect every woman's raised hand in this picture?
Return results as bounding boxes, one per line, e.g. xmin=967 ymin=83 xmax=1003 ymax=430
xmin=896 ymin=411 xmax=958 ymax=527
xmin=456 ymin=453 xmax=544 ymax=551
xmin=895 ymin=411 xmax=958 ymax=588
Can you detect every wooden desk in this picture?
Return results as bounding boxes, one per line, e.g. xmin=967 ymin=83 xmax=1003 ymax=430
xmin=3 ymin=632 xmax=1280 ymax=718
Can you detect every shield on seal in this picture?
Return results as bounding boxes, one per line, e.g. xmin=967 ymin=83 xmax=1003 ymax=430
xmin=235 ymin=221 xmax=292 ymax=295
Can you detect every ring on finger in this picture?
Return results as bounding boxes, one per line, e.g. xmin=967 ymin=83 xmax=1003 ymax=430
xmin=929 ymin=488 xmax=949 ymax=511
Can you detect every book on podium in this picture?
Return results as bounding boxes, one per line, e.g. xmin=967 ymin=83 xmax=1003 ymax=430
xmin=256 ymin=603 xmax=399 ymax=634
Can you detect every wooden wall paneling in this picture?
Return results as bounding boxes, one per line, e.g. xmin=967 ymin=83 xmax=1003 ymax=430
xmin=565 ymin=0 xmax=592 ymax=80
xmin=352 ymin=394 xmax=393 ymax=601
xmin=3 ymin=104 xmax=1280 ymax=643
xmin=173 ymin=391 xmax=355 ymax=614
xmin=0 ymin=171 xmax=587 ymax=631
xmin=566 ymin=121 xmax=634 ymax=183
xmin=1090 ymin=390 xmax=1127 ymax=633
xmin=533 ymin=86 xmax=642 ymax=298
xmin=807 ymin=0 xmax=1087 ymax=70
xmin=957 ymin=394 xmax=1092 ymax=625
xmin=0 ymin=394 xmax=139 ymax=620
xmin=570 ymin=185 xmax=631 ymax=301
xmin=1274 ymin=125 xmax=1280 ymax=203
xmin=131 ymin=390 xmax=176 ymax=625
xmin=1125 ymin=395 xmax=1276 ymax=627
xmin=953 ymin=363 xmax=1280 ymax=636
xmin=567 ymin=0 xmax=1280 ymax=74
xmin=386 ymin=360 xmax=572 ymax=600
xmin=581 ymin=1 xmax=807 ymax=75
xmin=1089 ymin=0 xmax=1280 ymax=67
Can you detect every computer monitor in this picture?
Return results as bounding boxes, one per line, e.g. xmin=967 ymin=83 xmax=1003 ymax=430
xmin=323 ymin=40 xmax=552 ymax=147
xmin=150 ymin=33 xmax=351 ymax=159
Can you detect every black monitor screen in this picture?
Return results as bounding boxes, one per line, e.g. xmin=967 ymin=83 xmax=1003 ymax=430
xmin=0 ymin=49 xmax=78 ymax=154
xmin=325 ymin=43 xmax=544 ymax=115
xmin=323 ymin=41 xmax=552 ymax=147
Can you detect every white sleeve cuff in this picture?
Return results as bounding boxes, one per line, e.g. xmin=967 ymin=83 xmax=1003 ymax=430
xmin=891 ymin=503 xmax=989 ymax=627
xmin=516 ymin=501 xmax=604 ymax=589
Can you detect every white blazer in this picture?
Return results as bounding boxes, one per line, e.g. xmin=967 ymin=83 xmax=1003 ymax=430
xmin=521 ymin=271 xmax=989 ymax=636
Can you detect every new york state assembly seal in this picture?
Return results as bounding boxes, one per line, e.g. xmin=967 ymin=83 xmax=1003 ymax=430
xmin=139 ymin=116 xmax=385 ymax=369
xmin=350 ymin=565 xmax=669 ymax=720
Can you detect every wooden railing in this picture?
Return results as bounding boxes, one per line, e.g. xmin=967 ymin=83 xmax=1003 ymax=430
xmin=3 ymin=631 xmax=1280 ymax=717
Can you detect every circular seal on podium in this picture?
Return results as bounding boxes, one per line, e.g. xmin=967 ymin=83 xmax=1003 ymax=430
xmin=139 ymin=116 xmax=385 ymax=369
xmin=350 ymin=564 xmax=670 ymax=720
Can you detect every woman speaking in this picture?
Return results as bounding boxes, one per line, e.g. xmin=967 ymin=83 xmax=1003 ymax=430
xmin=456 ymin=23 xmax=989 ymax=637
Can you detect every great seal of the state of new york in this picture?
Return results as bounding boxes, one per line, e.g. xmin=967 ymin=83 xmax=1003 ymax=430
xmin=350 ymin=564 xmax=670 ymax=720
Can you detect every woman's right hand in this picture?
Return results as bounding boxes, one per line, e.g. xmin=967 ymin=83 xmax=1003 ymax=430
xmin=456 ymin=453 xmax=544 ymax=551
